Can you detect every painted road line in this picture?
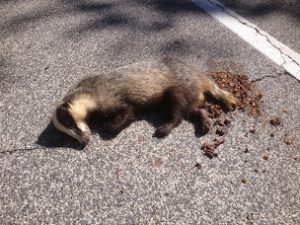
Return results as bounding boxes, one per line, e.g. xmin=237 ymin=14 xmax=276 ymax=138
xmin=192 ymin=0 xmax=300 ymax=80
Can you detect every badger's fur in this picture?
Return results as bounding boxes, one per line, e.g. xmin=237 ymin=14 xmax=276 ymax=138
xmin=52 ymin=57 xmax=237 ymax=145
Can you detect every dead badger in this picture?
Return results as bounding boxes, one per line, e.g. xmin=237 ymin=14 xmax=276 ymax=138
xmin=52 ymin=57 xmax=237 ymax=145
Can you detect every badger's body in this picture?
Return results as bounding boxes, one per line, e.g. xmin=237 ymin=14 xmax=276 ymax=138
xmin=52 ymin=57 xmax=237 ymax=145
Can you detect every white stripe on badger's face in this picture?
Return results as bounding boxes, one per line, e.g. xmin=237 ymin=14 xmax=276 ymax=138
xmin=77 ymin=121 xmax=90 ymax=133
xmin=52 ymin=112 xmax=89 ymax=144
xmin=77 ymin=121 xmax=91 ymax=144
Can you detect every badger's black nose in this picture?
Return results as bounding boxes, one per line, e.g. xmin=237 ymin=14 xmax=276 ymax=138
xmin=81 ymin=131 xmax=91 ymax=145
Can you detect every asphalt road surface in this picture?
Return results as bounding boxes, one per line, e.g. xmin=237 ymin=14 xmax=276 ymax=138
xmin=1 ymin=0 xmax=299 ymax=224
xmin=219 ymin=0 xmax=300 ymax=53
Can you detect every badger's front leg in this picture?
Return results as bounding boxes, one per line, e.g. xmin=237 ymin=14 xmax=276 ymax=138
xmin=103 ymin=105 xmax=136 ymax=136
xmin=189 ymin=107 xmax=212 ymax=135
xmin=153 ymin=86 xmax=191 ymax=138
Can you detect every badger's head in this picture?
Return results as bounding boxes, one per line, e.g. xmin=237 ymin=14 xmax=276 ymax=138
xmin=52 ymin=102 xmax=91 ymax=145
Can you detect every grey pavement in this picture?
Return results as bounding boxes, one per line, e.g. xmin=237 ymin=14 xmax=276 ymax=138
xmin=0 ymin=0 xmax=299 ymax=224
xmin=219 ymin=0 xmax=300 ymax=53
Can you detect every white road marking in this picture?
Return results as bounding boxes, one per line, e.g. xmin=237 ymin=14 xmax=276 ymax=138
xmin=192 ymin=0 xmax=300 ymax=80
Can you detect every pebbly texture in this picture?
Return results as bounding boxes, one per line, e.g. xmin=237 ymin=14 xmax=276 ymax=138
xmin=0 ymin=0 xmax=299 ymax=224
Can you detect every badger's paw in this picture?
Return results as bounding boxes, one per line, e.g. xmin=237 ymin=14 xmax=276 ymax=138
xmin=225 ymin=94 xmax=238 ymax=111
xmin=153 ymin=125 xmax=172 ymax=138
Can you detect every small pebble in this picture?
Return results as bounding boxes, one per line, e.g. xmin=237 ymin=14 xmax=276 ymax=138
xmin=284 ymin=135 xmax=293 ymax=145
xmin=263 ymin=154 xmax=269 ymax=160
xmin=249 ymin=128 xmax=256 ymax=133
xmin=270 ymin=116 xmax=281 ymax=126
xmin=216 ymin=127 xmax=225 ymax=136
xmin=195 ymin=163 xmax=202 ymax=170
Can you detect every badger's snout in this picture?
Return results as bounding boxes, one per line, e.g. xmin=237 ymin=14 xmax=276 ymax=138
xmin=80 ymin=130 xmax=91 ymax=145
xmin=76 ymin=121 xmax=92 ymax=145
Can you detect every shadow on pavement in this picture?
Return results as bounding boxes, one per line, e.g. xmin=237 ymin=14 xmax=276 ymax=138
xmin=0 ymin=0 xmax=200 ymax=37
xmin=37 ymin=112 xmax=208 ymax=150
xmin=2 ymin=0 xmax=297 ymax=60
xmin=220 ymin=0 xmax=300 ymax=19
xmin=36 ymin=122 xmax=85 ymax=150
xmin=1 ymin=0 xmax=299 ymax=40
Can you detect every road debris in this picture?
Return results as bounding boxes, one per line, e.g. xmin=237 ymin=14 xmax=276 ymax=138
xmin=282 ymin=108 xmax=288 ymax=113
xmin=283 ymin=134 xmax=293 ymax=145
xmin=208 ymin=70 xmax=262 ymax=117
xmin=199 ymin=70 xmax=263 ymax=158
xmin=270 ymin=116 xmax=281 ymax=126
xmin=249 ymin=128 xmax=256 ymax=133
xmin=194 ymin=163 xmax=202 ymax=170
xmin=216 ymin=127 xmax=226 ymax=136
xmin=263 ymin=154 xmax=269 ymax=161
xmin=242 ymin=178 xmax=248 ymax=184
xmin=152 ymin=158 xmax=162 ymax=167
xmin=201 ymin=137 xmax=225 ymax=158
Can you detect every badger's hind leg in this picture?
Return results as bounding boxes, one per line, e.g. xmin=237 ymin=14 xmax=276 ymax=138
xmin=204 ymin=80 xmax=238 ymax=111
xmin=189 ymin=107 xmax=212 ymax=135
xmin=154 ymin=86 xmax=192 ymax=138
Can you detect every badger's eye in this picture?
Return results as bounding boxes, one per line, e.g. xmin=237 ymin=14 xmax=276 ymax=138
xmin=71 ymin=127 xmax=82 ymax=135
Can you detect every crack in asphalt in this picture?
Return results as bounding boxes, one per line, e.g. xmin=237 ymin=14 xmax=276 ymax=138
xmin=251 ymin=73 xmax=284 ymax=83
xmin=206 ymin=0 xmax=300 ymax=72
xmin=0 ymin=146 xmax=47 ymax=155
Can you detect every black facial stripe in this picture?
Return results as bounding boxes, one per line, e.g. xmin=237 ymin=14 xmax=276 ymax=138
xmin=56 ymin=103 xmax=78 ymax=130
